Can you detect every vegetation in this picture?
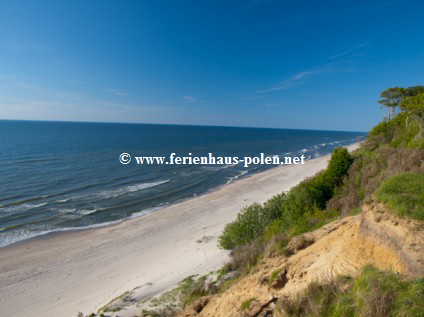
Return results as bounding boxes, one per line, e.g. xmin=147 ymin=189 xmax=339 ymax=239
xmin=327 ymin=88 xmax=424 ymax=215
xmin=218 ymin=194 xmax=285 ymax=249
xmin=241 ymin=298 xmax=256 ymax=310
xmin=378 ymin=86 xmax=424 ymax=120
xmin=91 ymin=85 xmax=424 ymax=317
xmin=219 ymin=147 xmax=353 ymax=250
xmin=139 ymin=274 xmax=212 ymax=317
xmin=213 ymin=85 xmax=424 ymax=316
xmin=279 ymin=265 xmax=424 ymax=317
xmin=376 ymin=172 xmax=424 ymax=220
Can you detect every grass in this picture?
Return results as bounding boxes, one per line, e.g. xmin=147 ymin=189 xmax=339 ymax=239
xmin=241 ymin=298 xmax=256 ymax=310
xmin=97 ymin=291 xmax=130 ymax=313
xmin=268 ymin=269 xmax=283 ymax=285
xmin=376 ymin=172 xmax=424 ymax=220
xmin=279 ymin=265 xmax=424 ymax=317
xmin=327 ymin=146 xmax=424 ymax=215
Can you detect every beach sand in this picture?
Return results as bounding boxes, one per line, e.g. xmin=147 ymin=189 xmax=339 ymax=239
xmin=0 ymin=144 xmax=359 ymax=317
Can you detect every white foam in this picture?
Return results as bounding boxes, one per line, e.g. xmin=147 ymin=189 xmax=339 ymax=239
xmin=0 ymin=202 xmax=47 ymax=213
xmin=226 ymin=170 xmax=249 ymax=184
xmin=57 ymin=208 xmax=77 ymax=213
xmin=130 ymin=206 xmax=164 ymax=219
xmin=78 ymin=209 xmax=99 ymax=215
xmin=0 ymin=220 xmax=123 ymax=248
xmin=202 ymin=163 xmax=237 ymax=171
xmin=95 ymin=180 xmax=170 ymax=199
xmin=59 ymin=180 xmax=170 ymax=202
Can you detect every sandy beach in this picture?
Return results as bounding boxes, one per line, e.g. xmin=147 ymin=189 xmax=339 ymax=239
xmin=0 ymin=144 xmax=359 ymax=317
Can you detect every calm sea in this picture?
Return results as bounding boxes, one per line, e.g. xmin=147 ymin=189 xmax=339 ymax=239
xmin=0 ymin=120 xmax=366 ymax=247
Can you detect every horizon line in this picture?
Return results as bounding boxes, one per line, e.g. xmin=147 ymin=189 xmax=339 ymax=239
xmin=0 ymin=118 xmax=369 ymax=134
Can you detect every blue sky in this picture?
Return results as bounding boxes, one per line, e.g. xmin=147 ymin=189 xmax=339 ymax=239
xmin=1 ymin=0 xmax=423 ymax=131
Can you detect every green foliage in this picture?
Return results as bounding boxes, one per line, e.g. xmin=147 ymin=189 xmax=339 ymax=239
xmin=400 ymin=92 xmax=424 ymax=114
xmin=395 ymin=278 xmax=424 ymax=316
xmin=371 ymin=87 xmax=424 ymax=148
xmin=329 ymin=129 xmax=424 ymax=215
xmin=218 ymin=193 xmax=285 ymax=249
xmin=241 ymin=298 xmax=256 ymax=310
xmin=379 ymin=87 xmax=405 ymax=107
xmin=280 ymin=265 xmax=424 ymax=317
xmin=268 ymin=269 xmax=283 ymax=285
xmin=277 ymin=149 xmax=352 ymax=233
xmin=279 ymin=174 xmax=329 ymax=225
xmin=379 ymin=86 xmax=424 ymax=120
xmin=325 ymin=147 xmax=353 ymax=187
xmin=375 ymin=172 xmax=424 ymax=220
xmin=176 ymin=274 xmax=213 ymax=307
xmin=367 ymin=119 xmax=394 ymax=144
xmin=219 ymin=146 xmax=353 ymax=250
xmin=219 ymin=203 xmax=263 ymax=249
xmin=400 ymin=93 xmax=424 ymax=146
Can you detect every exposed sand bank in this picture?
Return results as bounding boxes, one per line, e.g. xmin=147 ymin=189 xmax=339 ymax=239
xmin=0 ymin=144 xmax=359 ymax=317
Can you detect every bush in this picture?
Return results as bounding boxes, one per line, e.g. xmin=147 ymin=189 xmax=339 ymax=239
xmin=327 ymin=147 xmax=424 ymax=215
xmin=279 ymin=265 xmax=424 ymax=317
xmin=325 ymin=147 xmax=353 ymax=187
xmin=230 ymin=239 xmax=267 ymax=272
xmin=367 ymin=118 xmax=398 ymax=145
xmin=219 ymin=193 xmax=285 ymax=249
xmin=219 ymin=147 xmax=353 ymax=250
xmin=277 ymin=148 xmax=352 ymax=232
xmin=375 ymin=172 xmax=424 ymax=220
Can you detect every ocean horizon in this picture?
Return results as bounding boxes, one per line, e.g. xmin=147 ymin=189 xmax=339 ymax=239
xmin=0 ymin=120 xmax=366 ymax=247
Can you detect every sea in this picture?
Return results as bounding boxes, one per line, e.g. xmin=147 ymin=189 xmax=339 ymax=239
xmin=0 ymin=120 xmax=367 ymax=247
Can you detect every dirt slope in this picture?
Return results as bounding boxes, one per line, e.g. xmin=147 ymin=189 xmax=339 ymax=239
xmin=180 ymin=202 xmax=424 ymax=317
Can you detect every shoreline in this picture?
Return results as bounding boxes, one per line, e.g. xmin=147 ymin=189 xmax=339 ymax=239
xmin=1 ymin=146 xmax=350 ymax=250
xmin=0 ymin=143 xmax=360 ymax=317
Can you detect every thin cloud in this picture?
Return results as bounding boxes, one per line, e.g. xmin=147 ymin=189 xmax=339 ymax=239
xmin=256 ymin=66 xmax=334 ymax=94
xmin=329 ymin=42 xmax=369 ymax=60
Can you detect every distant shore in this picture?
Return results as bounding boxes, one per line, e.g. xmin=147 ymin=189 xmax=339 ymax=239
xmin=0 ymin=143 xmax=360 ymax=317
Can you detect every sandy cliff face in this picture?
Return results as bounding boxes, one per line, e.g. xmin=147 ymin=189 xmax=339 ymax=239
xmin=179 ymin=202 xmax=424 ymax=317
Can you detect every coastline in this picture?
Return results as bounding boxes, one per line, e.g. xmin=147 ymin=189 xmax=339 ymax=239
xmin=0 ymin=143 xmax=360 ymax=317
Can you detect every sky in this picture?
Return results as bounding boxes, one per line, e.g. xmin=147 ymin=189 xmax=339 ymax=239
xmin=0 ymin=0 xmax=423 ymax=132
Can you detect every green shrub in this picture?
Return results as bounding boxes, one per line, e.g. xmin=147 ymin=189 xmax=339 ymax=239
xmin=219 ymin=193 xmax=285 ymax=249
xmin=229 ymin=238 xmax=267 ymax=272
xmin=327 ymin=146 xmax=424 ymax=215
xmin=280 ymin=265 xmax=424 ymax=317
xmin=277 ymin=148 xmax=352 ymax=233
xmin=278 ymin=174 xmax=329 ymax=227
xmin=375 ymin=172 xmax=424 ymax=220
xmin=325 ymin=147 xmax=353 ymax=187
xmin=394 ymin=278 xmax=424 ymax=316
xmin=367 ymin=117 xmax=398 ymax=145
xmin=219 ymin=147 xmax=353 ymax=250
